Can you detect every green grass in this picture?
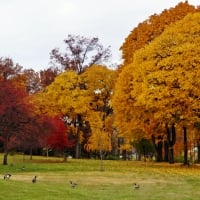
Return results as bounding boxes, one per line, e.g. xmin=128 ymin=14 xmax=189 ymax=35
xmin=0 ymin=154 xmax=200 ymax=200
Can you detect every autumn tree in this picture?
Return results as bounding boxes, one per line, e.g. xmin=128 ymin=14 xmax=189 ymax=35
xmin=120 ymin=1 xmax=200 ymax=65
xmin=113 ymin=12 xmax=200 ymax=163
xmin=0 ymin=57 xmax=22 ymax=81
xmin=34 ymin=65 xmax=115 ymax=159
xmin=34 ymin=70 xmax=90 ymax=158
xmin=19 ymin=67 xmax=60 ymax=94
xmin=48 ymin=34 xmax=112 ymax=157
xmin=50 ymin=34 xmax=111 ymax=74
xmin=0 ymin=80 xmax=33 ymax=165
xmin=46 ymin=116 xmax=75 ymax=160
xmin=112 ymin=63 xmax=147 ymax=147
xmin=13 ymin=113 xmax=54 ymax=160
xmin=82 ymin=65 xmax=115 ymax=160
xmin=0 ymin=57 xmax=37 ymax=93
xmin=22 ymin=69 xmax=41 ymax=94
xmin=40 ymin=67 xmax=60 ymax=88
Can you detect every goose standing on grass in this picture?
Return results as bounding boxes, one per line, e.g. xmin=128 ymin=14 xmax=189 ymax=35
xmin=4 ymin=173 xmax=12 ymax=180
xmin=133 ymin=183 xmax=140 ymax=189
xmin=32 ymin=176 xmax=37 ymax=183
xmin=69 ymin=181 xmax=77 ymax=188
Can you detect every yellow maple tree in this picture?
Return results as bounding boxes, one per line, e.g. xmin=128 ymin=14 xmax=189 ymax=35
xmin=82 ymin=65 xmax=115 ymax=154
xmin=34 ymin=65 xmax=115 ymax=157
xmin=113 ymin=12 xmax=200 ymax=161
xmin=120 ymin=1 xmax=200 ymax=65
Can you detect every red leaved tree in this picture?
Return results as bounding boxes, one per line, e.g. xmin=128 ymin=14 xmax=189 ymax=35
xmin=46 ymin=116 xmax=75 ymax=160
xmin=13 ymin=114 xmax=51 ymax=159
xmin=0 ymin=80 xmax=33 ymax=165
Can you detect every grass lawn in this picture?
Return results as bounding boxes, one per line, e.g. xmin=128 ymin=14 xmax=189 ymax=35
xmin=0 ymin=154 xmax=200 ymax=200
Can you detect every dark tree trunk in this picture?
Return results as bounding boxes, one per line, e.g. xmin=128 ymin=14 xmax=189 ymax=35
xmin=157 ymin=141 xmax=163 ymax=162
xmin=197 ymin=140 xmax=200 ymax=163
xmin=183 ymin=126 xmax=188 ymax=165
xmin=75 ymin=114 xmax=82 ymax=158
xmin=137 ymin=153 xmax=142 ymax=161
xmin=122 ymin=150 xmax=127 ymax=160
xmin=63 ymin=153 xmax=67 ymax=162
xmin=168 ymin=147 xmax=174 ymax=164
xmin=164 ymin=141 xmax=169 ymax=162
xmin=3 ymin=137 xmax=9 ymax=165
xmin=166 ymin=123 xmax=176 ymax=164
xmin=152 ymin=135 xmax=163 ymax=162
xmin=3 ymin=152 xmax=8 ymax=165
xmin=75 ymin=131 xmax=80 ymax=159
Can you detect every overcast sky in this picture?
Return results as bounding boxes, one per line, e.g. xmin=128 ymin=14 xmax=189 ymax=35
xmin=0 ymin=0 xmax=199 ymax=71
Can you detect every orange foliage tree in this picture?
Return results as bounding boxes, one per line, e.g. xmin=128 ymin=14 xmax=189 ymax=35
xmin=120 ymin=1 xmax=200 ymax=65
xmin=113 ymin=12 xmax=200 ymax=163
xmin=34 ymin=65 xmax=115 ymax=158
xmin=82 ymin=65 xmax=115 ymax=158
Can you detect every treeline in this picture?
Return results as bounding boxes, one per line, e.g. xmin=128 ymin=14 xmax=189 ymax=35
xmin=1 ymin=1 xmax=200 ymax=165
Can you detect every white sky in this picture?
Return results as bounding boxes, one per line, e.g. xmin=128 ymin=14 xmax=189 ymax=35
xmin=0 ymin=0 xmax=199 ymax=71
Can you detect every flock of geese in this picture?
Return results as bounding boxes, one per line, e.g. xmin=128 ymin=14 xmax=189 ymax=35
xmin=3 ymin=173 xmax=140 ymax=189
xmin=3 ymin=173 xmax=38 ymax=183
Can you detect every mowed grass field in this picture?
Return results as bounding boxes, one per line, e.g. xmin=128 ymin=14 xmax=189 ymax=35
xmin=0 ymin=154 xmax=200 ymax=200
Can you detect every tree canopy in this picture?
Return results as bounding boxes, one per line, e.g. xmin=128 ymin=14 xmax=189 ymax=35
xmin=120 ymin=1 xmax=200 ymax=65
xmin=50 ymin=34 xmax=111 ymax=74
xmin=2 ymin=1 xmax=200 ymax=163
xmin=0 ymin=80 xmax=34 ymax=164
xmin=113 ymin=12 xmax=200 ymax=141
xmin=35 ymin=65 xmax=115 ymax=155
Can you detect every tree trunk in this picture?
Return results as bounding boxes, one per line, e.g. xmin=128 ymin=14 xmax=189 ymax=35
xmin=122 ymin=150 xmax=127 ymax=160
xmin=99 ymin=146 xmax=104 ymax=171
xmin=166 ymin=123 xmax=176 ymax=164
xmin=152 ymin=135 xmax=163 ymax=162
xmin=75 ymin=127 xmax=80 ymax=158
xmin=75 ymin=142 xmax=79 ymax=158
xmin=183 ymin=126 xmax=188 ymax=165
xmin=46 ymin=147 xmax=49 ymax=157
xmin=3 ymin=136 xmax=9 ymax=165
xmin=63 ymin=152 xmax=67 ymax=162
xmin=157 ymin=141 xmax=163 ymax=162
xmin=197 ymin=140 xmax=200 ymax=163
xmin=168 ymin=147 xmax=174 ymax=164
xmin=29 ymin=148 xmax=33 ymax=160
xmin=164 ymin=141 xmax=169 ymax=162
xmin=136 ymin=152 xmax=141 ymax=161
xmin=75 ymin=114 xmax=82 ymax=158
xmin=3 ymin=152 xmax=8 ymax=165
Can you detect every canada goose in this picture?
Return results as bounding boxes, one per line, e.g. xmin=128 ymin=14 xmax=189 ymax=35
xmin=4 ymin=173 xmax=12 ymax=180
xmin=69 ymin=181 xmax=77 ymax=188
xmin=32 ymin=176 xmax=37 ymax=183
xmin=133 ymin=183 xmax=140 ymax=189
